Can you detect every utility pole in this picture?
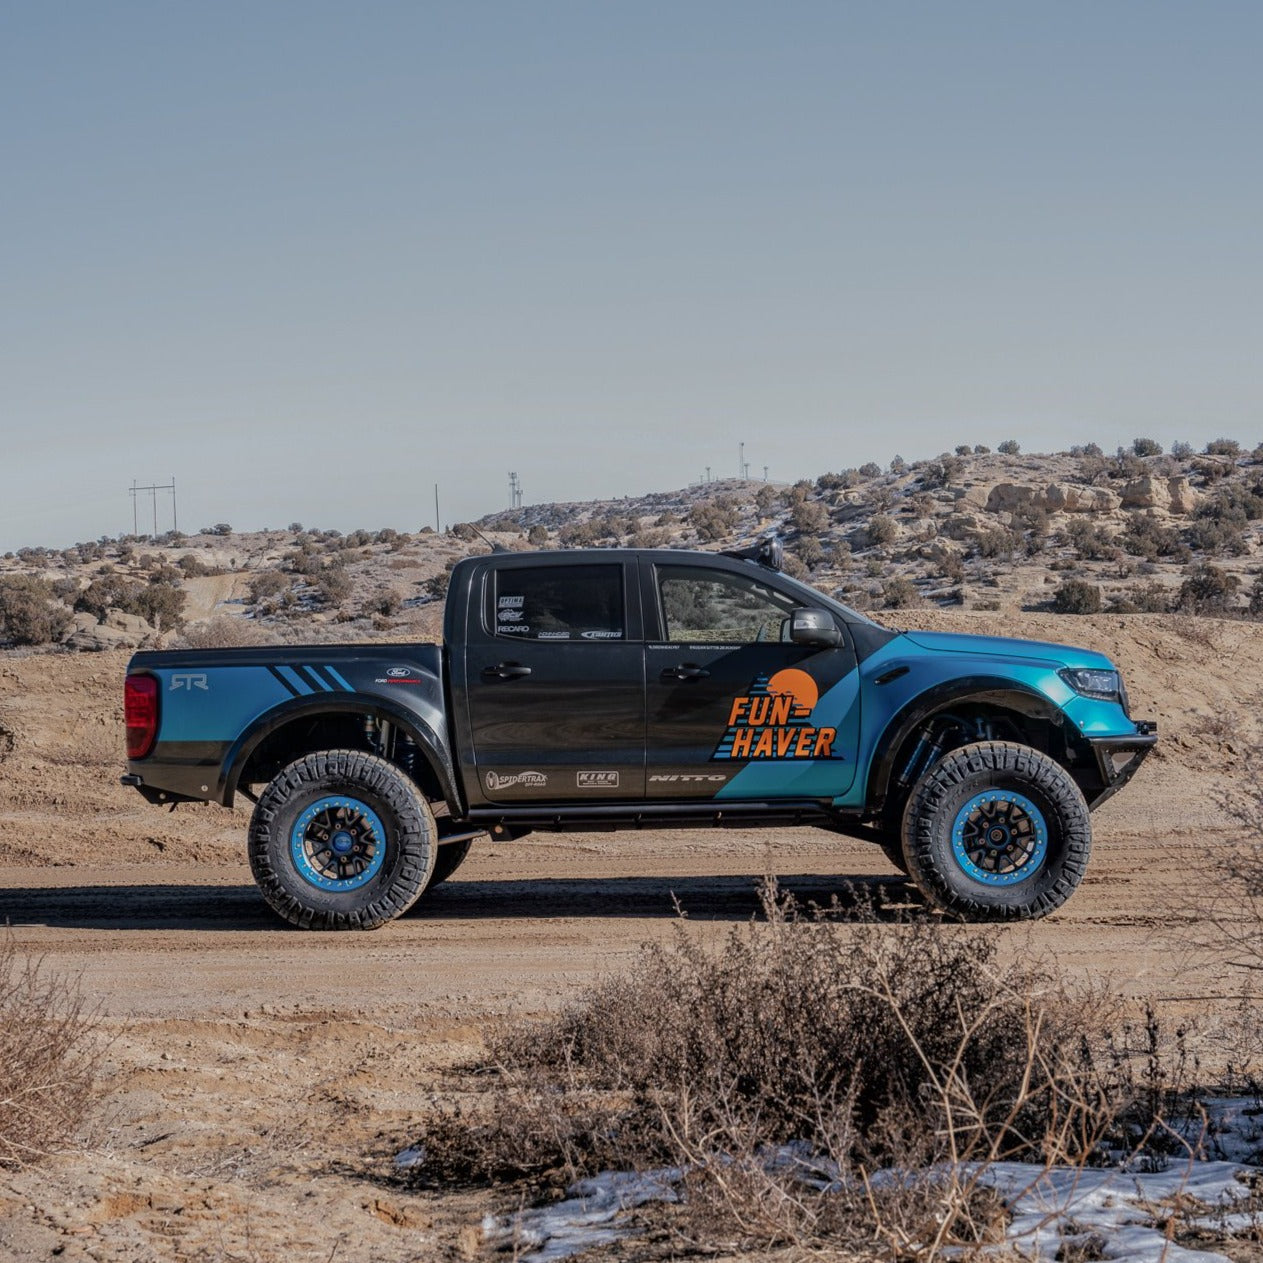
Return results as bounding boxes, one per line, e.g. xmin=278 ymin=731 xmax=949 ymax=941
xmin=128 ymin=478 xmax=177 ymax=538
xmin=705 ymin=465 xmax=711 ymax=483
xmin=434 ymin=484 xmax=441 ymax=532
xmin=739 ymin=442 xmax=745 ymax=480
xmin=763 ymin=465 xmax=769 ymax=482
xmin=508 ymin=471 xmax=522 ymax=510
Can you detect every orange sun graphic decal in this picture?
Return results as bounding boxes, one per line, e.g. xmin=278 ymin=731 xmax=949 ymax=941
xmin=765 ymin=668 xmax=819 ymax=719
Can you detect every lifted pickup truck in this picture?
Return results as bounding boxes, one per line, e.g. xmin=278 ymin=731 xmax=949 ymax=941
xmin=122 ymin=542 xmax=1155 ymax=928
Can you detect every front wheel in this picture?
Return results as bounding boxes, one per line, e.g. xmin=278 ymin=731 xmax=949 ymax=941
xmin=902 ymin=741 xmax=1091 ymax=921
xmin=248 ymin=749 xmax=437 ymax=929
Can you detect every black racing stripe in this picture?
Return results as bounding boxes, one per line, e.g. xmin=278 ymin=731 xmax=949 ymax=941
xmin=268 ymin=665 xmax=302 ymax=697
xmin=308 ymin=664 xmax=343 ymax=691
xmin=295 ymin=665 xmax=329 ymax=692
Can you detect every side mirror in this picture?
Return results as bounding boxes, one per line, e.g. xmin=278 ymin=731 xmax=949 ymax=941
xmin=789 ymin=608 xmax=842 ymax=648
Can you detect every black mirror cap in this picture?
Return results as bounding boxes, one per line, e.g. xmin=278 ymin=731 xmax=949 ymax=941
xmin=789 ymin=608 xmax=842 ymax=648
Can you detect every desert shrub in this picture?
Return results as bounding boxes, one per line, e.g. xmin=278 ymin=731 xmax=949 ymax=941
xmin=880 ymin=576 xmax=920 ymax=608
xmin=1051 ymin=579 xmax=1102 ymax=614
xmin=176 ymin=552 xmax=214 ymax=577
xmin=858 ymin=462 xmax=882 ymax=479
xmin=1121 ymin=514 xmax=1187 ymax=562
xmin=975 ymin=527 xmax=1018 ymax=560
xmin=130 ymin=580 xmax=186 ymax=631
xmin=1065 ymin=518 xmax=1117 ymax=561
xmin=1177 ymin=564 xmax=1240 ymax=614
xmin=1170 ymin=440 xmax=1194 ymax=459
xmin=248 ymin=571 xmax=289 ymax=604
xmin=955 ymin=444 xmax=972 ymax=457
xmin=689 ymin=498 xmax=739 ymax=542
xmin=1132 ymin=437 xmax=1163 ymax=457
xmin=362 ymin=589 xmax=402 ymax=618
xmin=201 ymin=523 xmax=233 ymax=536
xmin=176 ymin=617 xmax=268 ymax=648
xmin=920 ymin=454 xmax=965 ymax=489
xmin=74 ymin=574 xmax=135 ymax=619
xmin=865 ymin=514 xmax=898 ymax=548
xmin=0 ymin=937 xmax=102 ymax=1165
xmin=1184 ymin=487 xmax=1261 ymax=556
xmin=889 ymin=454 xmax=906 ymax=474
xmin=1205 ymin=438 xmax=1241 ymax=457
xmin=1110 ymin=583 xmax=1171 ymax=614
xmin=557 ymin=520 xmax=602 ymax=547
xmin=449 ymin=522 xmax=477 ymax=542
xmin=790 ymin=499 xmax=828 ymax=534
xmin=313 ymin=563 xmax=352 ymax=606
xmin=0 ymin=577 xmax=71 ymax=646
xmin=794 ymin=536 xmax=824 ymax=570
xmin=997 ymin=439 xmax=1020 ymax=455
xmin=754 ymin=485 xmax=777 ymax=517
xmin=973 ymin=444 xmax=991 ymax=455
xmin=526 ymin=524 xmax=549 ymax=546
xmin=408 ymin=889 xmax=1128 ymax=1251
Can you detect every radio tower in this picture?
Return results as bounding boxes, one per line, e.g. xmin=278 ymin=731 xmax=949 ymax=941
xmin=508 ymin=471 xmax=522 ymax=510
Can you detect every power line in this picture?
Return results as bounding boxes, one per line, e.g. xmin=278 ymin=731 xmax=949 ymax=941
xmin=129 ymin=478 xmax=177 ymax=538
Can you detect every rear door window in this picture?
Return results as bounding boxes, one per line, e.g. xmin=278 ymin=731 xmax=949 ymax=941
xmin=492 ymin=565 xmax=625 ymax=641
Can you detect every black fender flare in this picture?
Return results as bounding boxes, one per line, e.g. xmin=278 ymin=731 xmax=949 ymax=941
xmin=865 ymin=676 xmax=1068 ymax=814
xmin=220 ymin=694 xmax=463 ymax=814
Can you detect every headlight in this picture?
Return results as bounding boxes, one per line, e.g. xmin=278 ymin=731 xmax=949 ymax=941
xmin=1059 ymin=667 xmax=1122 ymax=702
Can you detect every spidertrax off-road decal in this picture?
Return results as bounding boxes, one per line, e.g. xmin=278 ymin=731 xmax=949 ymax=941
xmin=712 ymin=669 xmax=839 ymax=761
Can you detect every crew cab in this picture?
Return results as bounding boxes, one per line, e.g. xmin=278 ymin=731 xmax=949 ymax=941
xmin=121 ymin=542 xmax=1155 ymax=928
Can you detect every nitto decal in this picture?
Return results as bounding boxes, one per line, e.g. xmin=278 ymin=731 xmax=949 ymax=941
xmin=170 ymin=673 xmax=209 ymax=692
xmin=580 ymin=630 xmax=622 ymax=639
xmin=485 ymin=770 xmax=548 ymax=791
xmin=712 ymin=669 xmax=838 ymax=761
xmin=577 ymin=771 xmax=619 ymax=788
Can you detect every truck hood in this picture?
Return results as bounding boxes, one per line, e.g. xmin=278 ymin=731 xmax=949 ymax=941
xmin=898 ymin=629 xmax=1114 ymax=671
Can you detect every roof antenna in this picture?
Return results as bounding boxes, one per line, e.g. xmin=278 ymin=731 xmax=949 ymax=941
xmin=467 ymin=524 xmax=510 ymax=553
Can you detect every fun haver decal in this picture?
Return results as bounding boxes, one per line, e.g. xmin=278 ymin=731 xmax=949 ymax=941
xmin=712 ymin=668 xmax=838 ymax=761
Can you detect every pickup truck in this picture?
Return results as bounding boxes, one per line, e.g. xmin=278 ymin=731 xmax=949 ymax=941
xmin=121 ymin=541 xmax=1155 ymax=929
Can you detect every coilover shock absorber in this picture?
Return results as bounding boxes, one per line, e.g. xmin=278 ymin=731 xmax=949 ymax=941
xmin=394 ymin=732 xmax=418 ymax=779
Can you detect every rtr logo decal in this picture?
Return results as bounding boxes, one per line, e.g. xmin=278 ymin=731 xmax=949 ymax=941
xmin=713 ymin=669 xmax=838 ymax=761
xmin=170 ymin=673 xmax=209 ymax=692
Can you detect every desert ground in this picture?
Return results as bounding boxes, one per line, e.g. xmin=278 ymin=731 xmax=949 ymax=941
xmin=1 ymin=608 xmax=1261 ymax=1260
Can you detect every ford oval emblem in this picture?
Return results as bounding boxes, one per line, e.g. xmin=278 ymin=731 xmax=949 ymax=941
xmin=386 ymin=667 xmax=412 ymax=678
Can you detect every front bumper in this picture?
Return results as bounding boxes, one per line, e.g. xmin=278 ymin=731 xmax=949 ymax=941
xmin=1085 ymin=721 xmax=1157 ymax=809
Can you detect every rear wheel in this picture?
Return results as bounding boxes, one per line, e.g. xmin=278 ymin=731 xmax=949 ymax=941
xmin=902 ymin=741 xmax=1090 ymax=921
xmin=248 ymin=749 xmax=436 ymax=929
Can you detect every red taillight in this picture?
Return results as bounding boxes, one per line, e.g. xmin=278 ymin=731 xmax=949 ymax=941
xmin=124 ymin=674 xmax=159 ymax=760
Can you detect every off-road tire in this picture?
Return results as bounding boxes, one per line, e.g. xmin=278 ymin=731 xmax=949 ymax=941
xmin=902 ymin=741 xmax=1090 ymax=921
xmin=249 ymin=749 xmax=437 ymax=929
xmin=878 ymin=835 xmax=910 ymax=876
xmin=426 ymin=837 xmax=474 ymax=890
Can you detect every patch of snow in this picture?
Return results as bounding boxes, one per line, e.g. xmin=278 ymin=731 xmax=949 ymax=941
xmin=481 ymin=1168 xmax=682 ymax=1263
xmin=393 ymin=1145 xmax=426 ymax=1169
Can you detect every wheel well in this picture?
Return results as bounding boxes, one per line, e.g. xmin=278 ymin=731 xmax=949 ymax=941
xmin=873 ymin=702 xmax=1094 ymax=829
xmin=236 ymin=711 xmax=446 ymax=807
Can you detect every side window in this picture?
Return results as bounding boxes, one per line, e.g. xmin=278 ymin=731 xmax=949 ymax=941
xmin=658 ymin=566 xmax=800 ymax=644
xmin=493 ymin=565 xmax=625 ymax=641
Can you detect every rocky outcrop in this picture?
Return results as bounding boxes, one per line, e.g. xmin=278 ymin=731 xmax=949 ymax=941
xmin=1120 ymin=476 xmax=1171 ymax=511
xmin=1166 ymin=476 xmax=1199 ymax=515
xmin=984 ymin=482 xmax=1121 ymax=515
xmin=64 ymin=609 xmax=155 ymax=652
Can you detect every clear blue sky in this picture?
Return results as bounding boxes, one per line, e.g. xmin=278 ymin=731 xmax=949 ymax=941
xmin=1 ymin=1 xmax=1259 ymax=550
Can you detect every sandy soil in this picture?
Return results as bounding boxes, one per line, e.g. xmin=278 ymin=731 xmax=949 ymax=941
xmin=1 ymin=612 xmax=1260 ymax=1260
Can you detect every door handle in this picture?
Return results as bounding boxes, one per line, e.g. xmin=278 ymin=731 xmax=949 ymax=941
xmin=482 ymin=663 xmax=532 ymax=680
xmin=661 ymin=664 xmax=710 ymax=682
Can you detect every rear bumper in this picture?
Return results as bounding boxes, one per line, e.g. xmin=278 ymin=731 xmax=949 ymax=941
xmin=1085 ymin=722 xmax=1157 ymax=809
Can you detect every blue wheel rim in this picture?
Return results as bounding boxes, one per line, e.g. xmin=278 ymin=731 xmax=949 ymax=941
xmin=290 ymin=796 xmax=387 ymax=892
xmin=951 ymin=790 xmax=1048 ymax=886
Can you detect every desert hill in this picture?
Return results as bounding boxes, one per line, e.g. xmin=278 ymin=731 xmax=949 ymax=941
xmin=2 ymin=436 xmax=1262 ymax=653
